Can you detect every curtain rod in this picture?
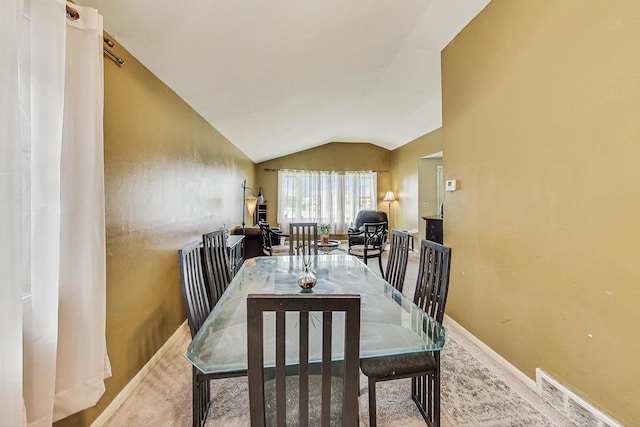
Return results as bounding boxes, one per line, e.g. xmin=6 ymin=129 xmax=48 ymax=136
xmin=66 ymin=5 xmax=80 ymax=20
xmin=264 ymin=168 xmax=387 ymax=173
xmin=103 ymin=44 xmax=125 ymax=66
xmin=66 ymin=5 xmax=125 ymax=67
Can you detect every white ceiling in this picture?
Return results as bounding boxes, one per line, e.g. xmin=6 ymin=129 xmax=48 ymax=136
xmin=77 ymin=0 xmax=489 ymax=163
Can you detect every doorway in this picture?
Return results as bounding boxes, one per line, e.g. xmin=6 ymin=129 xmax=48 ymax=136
xmin=436 ymin=165 xmax=444 ymax=217
xmin=418 ymin=153 xmax=443 ymax=241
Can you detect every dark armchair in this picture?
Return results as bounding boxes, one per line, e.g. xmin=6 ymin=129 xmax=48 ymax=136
xmin=347 ymin=209 xmax=388 ymax=249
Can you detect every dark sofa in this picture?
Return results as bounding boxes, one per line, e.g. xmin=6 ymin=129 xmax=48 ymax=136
xmin=232 ymin=223 xmax=284 ymax=258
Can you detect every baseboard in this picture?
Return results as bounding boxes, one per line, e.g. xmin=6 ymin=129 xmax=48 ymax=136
xmin=443 ymin=314 xmax=537 ymax=393
xmin=536 ymin=369 xmax=621 ymax=426
xmin=91 ymin=320 xmax=189 ymax=427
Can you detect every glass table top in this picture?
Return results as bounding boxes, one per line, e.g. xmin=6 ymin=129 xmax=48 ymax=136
xmin=186 ymin=254 xmax=445 ymax=375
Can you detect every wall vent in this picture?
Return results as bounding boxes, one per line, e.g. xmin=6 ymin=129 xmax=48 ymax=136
xmin=536 ymin=369 xmax=621 ymax=427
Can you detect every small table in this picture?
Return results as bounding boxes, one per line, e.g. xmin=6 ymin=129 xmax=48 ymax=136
xmin=401 ymin=230 xmax=418 ymax=251
xmin=313 ymin=239 xmax=342 ymax=253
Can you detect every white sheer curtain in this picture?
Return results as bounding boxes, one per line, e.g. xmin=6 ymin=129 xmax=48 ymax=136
xmin=1 ymin=1 xmax=109 ymax=426
xmin=277 ymin=170 xmax=377 ymax=234
xmin=1 ymin=2 xmax=26 ymax=425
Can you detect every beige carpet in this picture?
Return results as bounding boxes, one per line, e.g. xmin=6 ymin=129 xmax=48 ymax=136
xmin=101 ymin=248 xmax=575 ymax=426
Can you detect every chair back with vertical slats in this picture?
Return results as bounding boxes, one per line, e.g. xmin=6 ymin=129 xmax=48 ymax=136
xmin=202 ymin=230 xmax=232 ymax=306
xmin=247 ymin=294 xmax=361 ymax=427
xmin=178 ymin=241 xmax=211 ymax=338
xmin=413 ymin=239 xmax=452 ymax=323
xmin=180 ymin=240 xmax=217 ymax=427
xmin=411 ymin=238 xmax=451 ymax=426
xmin=288 ymin=222 xmax=318 ymax=256
xmin=385 ymin=230 xmax=410 ymax=292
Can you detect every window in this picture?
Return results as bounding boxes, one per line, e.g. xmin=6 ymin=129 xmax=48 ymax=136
xmin=277 ymin=170 xmax=377 ymax=234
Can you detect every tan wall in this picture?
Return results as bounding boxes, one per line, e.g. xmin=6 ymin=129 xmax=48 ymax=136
xmin=390 ymin=129 xmax=443 ymax=242
xmin=255 ymin=142 xmax=392 ymax=229
xmin=55 ymin=37 xmax=255 ymax=427
xmin=442 ymin=1 xmax=640 ymax=424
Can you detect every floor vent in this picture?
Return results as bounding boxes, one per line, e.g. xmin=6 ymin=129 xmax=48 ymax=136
xmin=536 ymin=369 xmax=621 ymax=427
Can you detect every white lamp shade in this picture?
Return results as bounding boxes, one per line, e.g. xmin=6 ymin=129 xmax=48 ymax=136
xmin=245 ymin=196 xmax=258 ymax=217
xmin=383 ymin=191 xmax=395 ymax=202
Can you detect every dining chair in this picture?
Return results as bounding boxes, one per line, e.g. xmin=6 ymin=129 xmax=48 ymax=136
xmin=179 ymin=241 xmax=245 ymax=427
xmin=178 ymin=241 xmax=212 ymax=427
xmin=360 ymin=239 xmax=452 ymax=427
xmin=247 ymin=294 xmax=361 ymax=426
xmin=347 ymin=209 xmax=388 ymax=251
xmin=349 ymin=222 xmax=387 ymax=275
xmin=288 ymin=222 xmax=319 ymax=256
xmin=258 ymin=222 xmax=289 ymax=256
xmin=384 ymin=229 xmax=410 ymax=292
xmin=202 ymin=230 xmax=232 ymax=306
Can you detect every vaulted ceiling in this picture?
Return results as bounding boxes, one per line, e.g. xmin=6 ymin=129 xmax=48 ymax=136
xmin=77 ymin=0 xmax=489 ymax=163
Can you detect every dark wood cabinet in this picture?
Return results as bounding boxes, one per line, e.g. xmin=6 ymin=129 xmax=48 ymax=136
xmin=422 ymin=216 xmax=443 ymax=244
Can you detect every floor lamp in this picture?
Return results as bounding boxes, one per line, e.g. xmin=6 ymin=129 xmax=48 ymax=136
xmin=383 ymin=191 xmax=395 ymax=225
xmin=241 ymin=179 xmax=258 ymax=231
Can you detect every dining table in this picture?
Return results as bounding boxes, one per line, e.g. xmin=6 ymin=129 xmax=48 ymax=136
xmin=186 ymin=253 xmax=445 ymax=377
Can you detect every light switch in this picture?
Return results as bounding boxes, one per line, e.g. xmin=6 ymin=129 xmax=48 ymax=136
xmin=445 ymin=179 xmax=457 ymax=192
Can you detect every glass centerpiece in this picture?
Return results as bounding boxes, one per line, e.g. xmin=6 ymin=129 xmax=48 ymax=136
xmin=297 ymin=253 xmax=317 ymax=290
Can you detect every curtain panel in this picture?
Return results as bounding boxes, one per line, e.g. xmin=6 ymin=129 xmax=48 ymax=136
xmin=277 ymin=170 xmax=377 ymax=234
xmin=0 ymin=1 xmax=109 ymax=425
xmin=1 ymin=1 xmax=26 ymax=425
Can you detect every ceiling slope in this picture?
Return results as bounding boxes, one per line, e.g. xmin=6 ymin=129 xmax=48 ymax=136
xmin=78 ymin=0 xmax=489 ymax=162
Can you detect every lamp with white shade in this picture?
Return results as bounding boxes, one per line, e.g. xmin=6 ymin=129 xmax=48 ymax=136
xmin=383 ymin=191 xmax=395 ymax=222
xmin=241 ymin=179 xmax=258 ymax=230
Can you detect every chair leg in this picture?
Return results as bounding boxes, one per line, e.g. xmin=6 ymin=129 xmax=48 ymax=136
xmin=368 ymin=376 xmax=377 ymax=427
xmin=203 ymin=381 xmax=211 ymax=426
xmin=427 ymin=374 xmax=434 ymax=426
xmin=434 ymin=355 xmax=440 ymax=427
xmin=410 ymin=374 xmax=440 ymax=427
xmin=193 ymin=369 xmax=211 ymax=427
xmin=192 ymin=369 xmax=200 ymax=427
xmin=377 ymin=255 xmax=383 ymax=276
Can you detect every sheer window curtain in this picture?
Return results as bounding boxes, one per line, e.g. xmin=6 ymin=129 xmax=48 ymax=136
xmin=277 ymin=170 xmax=377 ymax=234
xmin=1 ymin=1 xmax=109 ymax=426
